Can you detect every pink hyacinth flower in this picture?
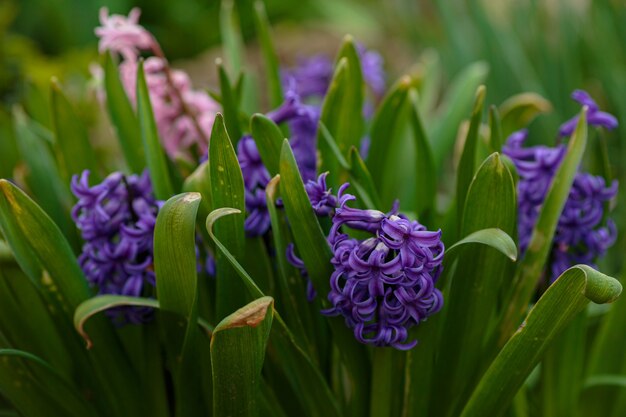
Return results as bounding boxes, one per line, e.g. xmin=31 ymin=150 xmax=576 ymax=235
xmin=95 ymin=7 xmax=155 ymax=61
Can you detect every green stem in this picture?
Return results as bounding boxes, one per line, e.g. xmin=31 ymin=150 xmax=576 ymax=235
xmin=370 ymin=347 xmax=394 ymax=417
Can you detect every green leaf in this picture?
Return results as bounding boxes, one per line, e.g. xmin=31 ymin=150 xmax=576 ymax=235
xmin=367 ymin=76 xmax=412 ymax=185
xmin=0 ymin=349 xmax=98 ymax=417
xmin=279 ymin=140 xmax=333 ymax=296
xmin=154 ymin=191 xmax=206 ymax=417
xmin=0 ymin=180 xmax=142 ymax=415
xmin=220 ymin=0 xmax=244 ymax=78
xmin=0 ymin=110 xmax=18 ymax=179
xmin=279 ymin=140 xmax=369 ymax=417
xmin=265 ymin=176 xmax=316 ymax=355
xmin=318 ymin=122 xmax=350 ymax=170
xmin=499 ymin=93 xmax=552 ymax=139
xmin=500 ymin=109 xmax=588 ymax=343
xmin=251 ymin=113 xmax=284 ymax=176
xmin=50 ymin=79 xmax=99 ymax=181
xmin=12 ymin=109 xmax=75 ymax=242
xmin=211 ymin=297 xmax=274 ymax=417
xmin=252 ymin=0 xmax=283 ymax=108
xmin=429 ymin=62 xmax=489 ymax=168
xmin=210 ymin=114 xmax=247 ymax=319
xmin=446 ymin=227 xmax=517 ymax=262
xmin=460 ymin=265 xmax=621 ymax=417
xmin=584 ymin=375 xmax=626 ymax=390
xmin=415 ymin=49 xmax=442 ymax=117
xmin=104 ymin=52 xmax=145 ymax=173
xmin=407 ymin=88 xmax=436 ymax=219
xmin=318 ymin=37 xmax=364 ymax=185
xmin=136 ymin=60 xmax=174 ymax=200
xmin=456 ymin=85 xmax=486 ymax=228
xmin=74 ymin=295 xmax=213 ymax=348
xmin=488 ymin=105 xmax=503 ymax=153
xmin=348 ymin=147 xmax=382 ymax=209
xmin=217 ymin=60 xmax=242 ymax=143
xmin=206 ymin=208 xmax=342 ymax=417
xmin=434 ymin=152 xmax=517 ymax=417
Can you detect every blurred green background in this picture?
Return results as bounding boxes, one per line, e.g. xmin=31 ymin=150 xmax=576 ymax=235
xmin=2 ymin=0 xmax=625 ymax=270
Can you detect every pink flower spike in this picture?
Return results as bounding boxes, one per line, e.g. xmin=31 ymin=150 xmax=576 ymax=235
xmin=95 ymin=7 xmax=155 ymax=60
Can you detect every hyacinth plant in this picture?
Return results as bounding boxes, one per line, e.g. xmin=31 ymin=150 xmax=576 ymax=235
xmin=0 ymin=3 xmax=623 ymax=417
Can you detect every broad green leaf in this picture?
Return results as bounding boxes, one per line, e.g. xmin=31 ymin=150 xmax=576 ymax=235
xmin=217 ymin=60 xmax=242 ymax=143
xmin=429 ymin=62 xmax=489 ymax=168
xmin=435 ymin=152 xmax=517 ymax=417
xmin=252 ymin=0 xmax=283 ymax=108
xmin=12 ymin=109 xmax=75 ymax=242
xmin=136 ymin=60 xmax=173 ymax=200
xmin=407 ymin=88 xmax=436 ymax=219
xmin=0 ymin=180 xmax=142 ymax=415
xmin=220 ymin=0 xmax=244 ymax=78
xmin=500 ymin=110 xmax=588 ymax=343
xmin=460 ymin=265 xmax=621 ymax=417
xmin=499 ymin=93 xmax=552 ymax=139
xmin=22 ymin=81 xmax=51 ymax=129
xmin=318 ymin=37 xmax=364 ymax=185
xmin=182 ymin=161 xmax=213 ymax=226
xmin=456 ymin=85 xmax=486 ymax=228
xmin=251 ymin=113 xmax=284 ymax=176
xmin=154 ymin=192 xmax=201 ymax=319
xmin=211 ymin=297 xmax=274 ymax=417
xmin=415 ymin=49 xmax=441 ymax=117
xmin=50 ymin=79 xmax=99 ymax=181
xmin=318 ymin=122 xmax=350 ymax=170
xmin=154 ymin=192 xmax=206 ymax=417
xmin=367 ymin=75 xmax=412 ymax=185
xmin=279 ymin=140 xmax=369 ymax=417
xmin=0 ymin=349 xmax=98 ymax=417
xmin=210 ymin=115 xmax=247 ymax=319
xmin=206 ymin=208 xmax=342 ymax=417
xmin=104 ymin=53 xmax=145 ymax=173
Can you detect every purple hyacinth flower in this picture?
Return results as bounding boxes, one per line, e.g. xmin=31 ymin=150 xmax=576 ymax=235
xmin=503 ymin=124 xmax=618 ymax=282
xmin=305 ymin=172 xmax=339 ymax=216
xmin=321 ymin=184 xmax=444 ymax=350
xmin=559 ymin=90 xmax=618 ymax=137
xmin=71 ymin=170 xmax=161 ymax=324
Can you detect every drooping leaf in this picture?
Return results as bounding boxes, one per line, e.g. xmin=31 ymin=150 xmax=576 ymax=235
xmin=211 ymin=297 xmax=274 ymax=417
xmin=136 ymin=60 xmax=174 ymax=200
xmin=499 ymin=93 xmax=552 ymax=139
xmin=460 ymin=265 xmax=621 ymax=417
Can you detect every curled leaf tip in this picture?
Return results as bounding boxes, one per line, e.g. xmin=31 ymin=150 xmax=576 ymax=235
xmin=218 ymin=297 xmax=274 ymax=330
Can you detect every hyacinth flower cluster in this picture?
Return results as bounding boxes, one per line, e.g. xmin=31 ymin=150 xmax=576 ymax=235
xmin=237 ymin=47 xmax=385 ymax=236
xmin=503 ymin=90 xmax=618 ymax=281
xmin=95 ymin=8 xmax=219 ymax=160
xmin=290 ymin=175 xmax=444 ymax=349
xmin=71 ymin=170 xmax=161 ymax=324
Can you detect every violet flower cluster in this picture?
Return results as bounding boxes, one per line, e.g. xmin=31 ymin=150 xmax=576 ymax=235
xmin=290 ymin=175 xmax=444 ymax=350
xmin=95 ymin=8 xmax=219 ymax=160
xmin=71 ymin=170 xmax=161 ymax=323
xmin=238 ymin=46 xmax=385 ymax=236
xmin=503 ymin=90 xmax=618 ymax=281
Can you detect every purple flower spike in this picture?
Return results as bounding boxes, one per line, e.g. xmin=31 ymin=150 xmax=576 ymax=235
xmin=320 ymin=184 xmax=443 ymax=350
xmin=71 ymin=170 xmax=161 ymax=324
xmin=306 ymin=172 xmax=338 ymax=216
xmin=503 ymin=123 xmax=618 ymax=282
xmin=559 ymin=89 xmax=618 ymax=137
